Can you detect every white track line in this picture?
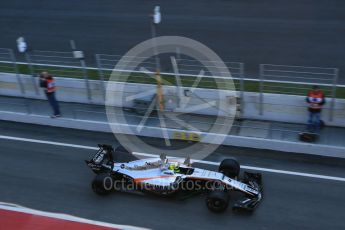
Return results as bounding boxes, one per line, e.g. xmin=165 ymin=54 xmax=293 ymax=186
xmin=0 ymin=134 xmax=345 ymax=182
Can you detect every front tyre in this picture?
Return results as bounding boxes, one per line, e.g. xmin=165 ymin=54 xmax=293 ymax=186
xmin=92 ymin=173 xmax=113 ymax=196
xmin=219 ymin=158 xmax=240 ymax=179
xmin=206 ymin=190 xmax=230 ymax=213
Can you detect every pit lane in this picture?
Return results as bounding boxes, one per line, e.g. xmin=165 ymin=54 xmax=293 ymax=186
xmin=0 ymin=121 xmax=344 ymax=229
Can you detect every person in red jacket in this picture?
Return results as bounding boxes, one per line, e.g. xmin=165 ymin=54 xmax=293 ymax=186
xmin=39 ymin=71 xmax=61 ymax=118
xmin=306 ymin=85 xmax=325 ymax=131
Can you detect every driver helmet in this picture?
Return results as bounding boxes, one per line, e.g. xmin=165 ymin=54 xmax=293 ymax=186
xmin=168 ymin=163 xmax=175 ymax=171
xmin=168 ymin=163 xmax=180 ymax=173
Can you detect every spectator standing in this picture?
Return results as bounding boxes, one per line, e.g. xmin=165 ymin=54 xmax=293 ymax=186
xmin=39 ymin=72 xmax=61 ymax=118
xmin=306 ymin=85 xmax=325 ymax=131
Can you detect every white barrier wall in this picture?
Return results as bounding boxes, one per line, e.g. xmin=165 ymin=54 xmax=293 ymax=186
xmin=1 ymin=73 xmax=345 ymax=127
xmin=242 ymin=92 xmax=345 ymax=127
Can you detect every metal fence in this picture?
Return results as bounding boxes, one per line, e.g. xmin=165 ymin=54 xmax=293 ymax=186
xmin=95 ymin=53 xmax=243 ymax=82
xmin=96 ymin=53 xmax=243 ymax=77
xmin=95 ymin=53 xmax=244 ymax=106
xmin=0 ymin=47 xmax=339 ymax=99
xmin=260 ymin=64 xmax=338 ymax=120
xmin=0 ymin=48 xmax=24 ymax=94
xmin=25 ymin=50 xmax=93 ymax=100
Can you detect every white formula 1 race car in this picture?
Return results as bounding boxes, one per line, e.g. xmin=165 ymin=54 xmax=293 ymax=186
xmin=86 ymin=144 xmax=263 ymax=213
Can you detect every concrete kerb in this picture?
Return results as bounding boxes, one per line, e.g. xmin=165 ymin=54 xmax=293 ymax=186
xmin=1 ymin=110 xmax=344 ymax=159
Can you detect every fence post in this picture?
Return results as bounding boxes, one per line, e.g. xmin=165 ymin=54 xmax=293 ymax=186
xmin=329 ymin=68 xmax=338 ymax=122
xmin=80 ymin=58 xmax=92 ymax=101
xmin=95 ymin=54 xmax=106 ymax=101
xmin=259 ymin=64 xmax=264 ymax=115
xmin=24 ymin=52 xmax=39 ymax=95
xmin=9 ymin=49 xmax=25 ymax=95
xmin=70 ymin=41 xmax=92 ymax=102
xmin=239 ymin=63 xmax=245 ymax=114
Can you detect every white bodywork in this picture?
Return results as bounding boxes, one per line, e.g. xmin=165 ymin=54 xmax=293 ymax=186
xmin=112 ymin=157 xmax=259 ymax=196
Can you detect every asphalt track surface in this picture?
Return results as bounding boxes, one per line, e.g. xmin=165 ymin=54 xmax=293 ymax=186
xmin=0 ymin=121 xmax=345 ymax=229
xmin=1 ymin=0 xmax=345 ymax=81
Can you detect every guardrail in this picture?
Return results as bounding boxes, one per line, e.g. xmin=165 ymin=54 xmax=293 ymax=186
xmin=0 ymin=47 xmax=341 ymax=125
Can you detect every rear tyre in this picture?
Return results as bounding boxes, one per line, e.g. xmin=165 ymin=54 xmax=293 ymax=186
xmin=92 ymin=173 xmax=113 ymax=196
xmin=218 ymin=158 xmax=240 ymax=179
xmin=206 ymin=190 xmax=230 ymax=213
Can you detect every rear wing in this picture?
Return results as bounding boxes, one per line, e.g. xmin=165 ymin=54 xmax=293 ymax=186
xmin=85 ymin=144 xmax=114 ymax=173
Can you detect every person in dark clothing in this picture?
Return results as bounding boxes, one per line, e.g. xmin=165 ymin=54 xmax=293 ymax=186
xmin=39 ymin=72 xmax=61 ymax=118
xmin=306 ymin=85 xmax=325 ymax=131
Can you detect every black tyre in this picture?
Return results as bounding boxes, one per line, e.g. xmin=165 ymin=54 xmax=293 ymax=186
xmin=219 ymin=158 xmax=240 ymax=178
xmin=91 ymin=173 xmax=113 ymax=196
xmin=206 ymin=190 xmax=230 ymax=213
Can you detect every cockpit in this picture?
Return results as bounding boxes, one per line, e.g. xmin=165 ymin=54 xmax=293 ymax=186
xmin=166 ymin=162 xmax=194 ymax=175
